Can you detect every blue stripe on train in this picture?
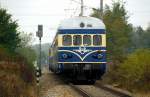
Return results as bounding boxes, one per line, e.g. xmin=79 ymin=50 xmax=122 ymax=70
xmin=58 ymin=50 xmax=106 ymax=62
xmin=58 ymin=47 xmax=106 ymax=50
xmin=58 ymin=29 xmax=106 ymax=34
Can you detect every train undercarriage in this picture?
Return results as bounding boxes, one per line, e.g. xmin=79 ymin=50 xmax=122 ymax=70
xmin=59 ymin=63 xmax=106 ymax=84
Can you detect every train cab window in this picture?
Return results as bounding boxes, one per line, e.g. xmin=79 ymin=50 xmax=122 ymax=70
xmin=83 ymin=35 xmax=91 ymax=46
xmin=73 ymin=35 xmax=82 ymax=46
xmin=63 ymin=35 xmax=72 ymax=46
xmin=93 ymin=35 xmax=102 ymax=45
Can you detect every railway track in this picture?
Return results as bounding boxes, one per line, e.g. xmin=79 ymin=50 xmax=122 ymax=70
xmin=70 ymin=83 xmax=132 ymax=97
xmin=95 ymin=82 xmax=132 ymax=97
xmin=70 ymin=83 xmax=92 ymax=97
xmin=40 ymin=66 xmax=132 ymax=97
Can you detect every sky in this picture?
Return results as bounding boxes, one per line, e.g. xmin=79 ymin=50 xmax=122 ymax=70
xmin=0 ymin=0 xmax=150 ymax=44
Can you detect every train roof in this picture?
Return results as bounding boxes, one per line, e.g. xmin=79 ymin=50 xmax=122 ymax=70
xmin=58 ymin=16 xmax=105 ymax=29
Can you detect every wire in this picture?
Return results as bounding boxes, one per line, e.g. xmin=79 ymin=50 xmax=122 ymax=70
xmin=71 ymin=6 xmax=79 ymax=17
xmin=71 ymin=0 xmax=95 ymax=9
xmin=65 ymin=0 xmax=98 ymax=17
xmin=71 ymin=0 xmax=81 ymax=4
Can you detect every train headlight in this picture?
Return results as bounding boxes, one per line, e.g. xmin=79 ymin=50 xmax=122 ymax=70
xmin=97 ymin=54 xmax=103 ymax=59
xmin=62 ymin=54 xmax=68 ymax=59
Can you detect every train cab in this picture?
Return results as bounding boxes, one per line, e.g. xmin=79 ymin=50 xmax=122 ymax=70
xmin=49 ymin=16 xmax=106 ymax=83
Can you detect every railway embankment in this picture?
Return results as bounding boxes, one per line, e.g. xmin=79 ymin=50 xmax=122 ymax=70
xmin=0 ymin=49 xmax=37 ymax=97
xmin=0 ymin=61 xmax=37 ymax=97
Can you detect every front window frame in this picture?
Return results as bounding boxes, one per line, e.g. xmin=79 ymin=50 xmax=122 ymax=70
xmin=61 ymin=34 xmax=103 ymax=46
xmin=73 ymin=35 xmax=82 ymax=46
xmin=83 ymin=35 xmax=91 ymax=46
xmin=93 ymin=35 xmax=102 ymax=46
xmin=62 ymin=35 xmax=72 ymax=46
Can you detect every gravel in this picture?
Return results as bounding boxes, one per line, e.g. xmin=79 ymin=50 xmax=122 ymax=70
xmin=78 ymin=85 xmax=120 ymax=97
xmin=39 ymin=67 xmax=82 ymax=97
xmin=39 ymin=66 xmax=122 ymax=97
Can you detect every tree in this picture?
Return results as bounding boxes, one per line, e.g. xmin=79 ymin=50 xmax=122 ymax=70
xmin=131 ymin=26 xmax=150 ymax=50
xmin=19 ymin=32 xmax=34 ymax=47
xmin=0 ymin=8 xmax=37 ymax=97
xmin=91 ymin=1 xmax=132 ymax=63
xmin=131 ymin=26 xmax=144 ymax=49
xmin=16 ymin=32 xmax=37 ymax=66
xmin=0 ymin=8 xmax=21 ymax=52
xmin=143 ymin=26 xmax=150 ymax=48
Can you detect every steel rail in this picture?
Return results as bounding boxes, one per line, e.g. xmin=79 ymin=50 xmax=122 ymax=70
xmin=69 ymin=84 xmax=92 ymax=97
xmin=95 ymin=82 xmax=133 ymax=97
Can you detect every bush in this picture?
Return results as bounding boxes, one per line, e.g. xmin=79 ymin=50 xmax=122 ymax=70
xmin=0 ymin=70 xmax=37 ymax=97
xmin=118 ymin=49 xmax=150 ymax=91
xmin=0 ymin=49 xmax=37 ymax=97
xmin=0 ymin=71 xmax=25 ymax=97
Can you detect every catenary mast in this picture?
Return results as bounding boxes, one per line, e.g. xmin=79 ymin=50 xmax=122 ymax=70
xmin=80 ymin=0 xmax=84 ymax=16
xmin=100 ymin=0 xmax=103 ymax=19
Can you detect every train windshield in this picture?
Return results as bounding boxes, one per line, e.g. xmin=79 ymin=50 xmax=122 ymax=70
xmin=63 ymin=35 xmax=72 ymax=46
xmin=93 ymin=35 xmax=102 ymax=45
xmin=73 ymin=35 xmax=82 ymax=46
xmin=83 ymin=35 xmax=91 ymax=46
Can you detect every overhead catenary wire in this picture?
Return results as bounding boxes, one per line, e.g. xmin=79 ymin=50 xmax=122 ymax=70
xmin=70 ymin=0 xmax=97 ymax=10
xmin=70 ymin=0 xmax=104 ymax=19
xmin=69 ymin=0 xmax=100 ymax=17
xmin=71 ymin=6 xmax=79 ymax=17
xmin=70 ymin=0 xmax=81 ymax=4
xmin=65 ymin=0 xmax=74 ymax=17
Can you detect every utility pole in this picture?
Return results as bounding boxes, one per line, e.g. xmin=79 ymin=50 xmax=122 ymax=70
xmin=36 ymin=25 xmax=43 ymax=97
xmin=80 ymin=0 xmax=84 ymax=16
xmin=36 ymin=25 xmax=43 ymax=76
xmin=100 ymin=0 xmax=103 ymax=19
xmin=39 ymin=37 xmax=41 ymax=73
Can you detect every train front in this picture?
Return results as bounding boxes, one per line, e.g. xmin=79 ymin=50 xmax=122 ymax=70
xmin=57 ymin=17 xmax=106 ymax=82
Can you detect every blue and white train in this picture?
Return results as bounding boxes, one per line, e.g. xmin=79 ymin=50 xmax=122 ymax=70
xmin=49 ymin=16 xmax=106 ymax=84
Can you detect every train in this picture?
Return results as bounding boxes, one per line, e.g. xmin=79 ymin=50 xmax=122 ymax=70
xmin=49 ymin=16 xmax=106 ymax=84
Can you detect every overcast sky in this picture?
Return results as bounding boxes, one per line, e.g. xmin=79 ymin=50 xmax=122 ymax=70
xmin=0 ymin=0 xmax=150 ymax=44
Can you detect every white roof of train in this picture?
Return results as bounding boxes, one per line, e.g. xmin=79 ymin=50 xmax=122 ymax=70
xmin=58 ymin=16 xmax=105 ymax=29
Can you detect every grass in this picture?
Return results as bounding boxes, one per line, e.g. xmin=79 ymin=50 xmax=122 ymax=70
xmin=134 ymin=92 xmax=150 ymax=97
xmin=0 ymin=61 xmax=37 ymax=97
xmin=101 ymin=72 xmax=150 ymax=97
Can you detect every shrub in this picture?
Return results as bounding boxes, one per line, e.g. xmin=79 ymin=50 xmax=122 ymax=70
xmin=0 ymin=70 xmax=37 ymax=97
xmin=0 ymin=71 xmax=25 ymax=97
xmin=118 ymin=49 xmax=150 ymax=91
xmin=0 ymin=49 xmax=37 ymax=97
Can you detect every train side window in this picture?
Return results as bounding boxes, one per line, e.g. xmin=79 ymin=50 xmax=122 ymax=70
xmin=73 ymin=35 xmax=82 ymax=46
xmin=63 ymin=35 xmax=72 ymax=46
xmin=83 ymin=35 xmax=91 ymax=46
xmin=93 ymin=35 xmax=102 ymax=45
